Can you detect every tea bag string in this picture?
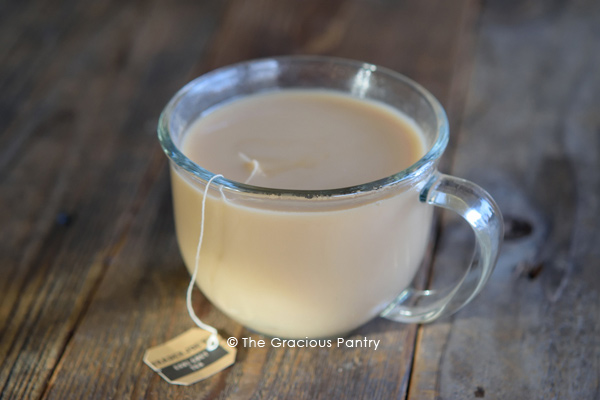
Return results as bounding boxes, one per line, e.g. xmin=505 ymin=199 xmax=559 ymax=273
xmin=186 ymin=173 xmax=224 ymax=352
xmin=238 ymin=152 xmax=263 ymax=184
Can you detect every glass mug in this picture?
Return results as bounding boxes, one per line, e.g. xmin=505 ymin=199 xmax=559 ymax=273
xmin=158 ymin=56 xmax=503 ymax=339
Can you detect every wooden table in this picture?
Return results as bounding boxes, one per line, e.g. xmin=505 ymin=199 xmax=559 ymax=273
xmin=2 ymin=0 xmax=599 ymax=398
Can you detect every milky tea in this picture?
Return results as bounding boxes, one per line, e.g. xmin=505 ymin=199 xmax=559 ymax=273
xmin=171 ymin=90 xmax=433 ymax=338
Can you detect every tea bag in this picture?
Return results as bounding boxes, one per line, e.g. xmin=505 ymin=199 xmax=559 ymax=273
xmin=144 ymin=174 xmax=237 ymax=385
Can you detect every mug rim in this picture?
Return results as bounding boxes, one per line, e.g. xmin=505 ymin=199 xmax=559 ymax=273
xmin=158 ymin=55 xmax=449 ymax=198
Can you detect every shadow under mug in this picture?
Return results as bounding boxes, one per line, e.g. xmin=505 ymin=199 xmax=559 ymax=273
xmin=158 ymin=56 xmax=503 ymax=339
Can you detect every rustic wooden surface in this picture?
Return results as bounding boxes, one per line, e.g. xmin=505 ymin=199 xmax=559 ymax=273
xmin=409 ymin=0 xmax=600 ymax=399
xmin=0 ymin=0 xmax=598 ymax=399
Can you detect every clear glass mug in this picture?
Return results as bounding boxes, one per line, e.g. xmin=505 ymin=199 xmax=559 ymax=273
xmin=158 ymin=56 xmax=503 ymax=339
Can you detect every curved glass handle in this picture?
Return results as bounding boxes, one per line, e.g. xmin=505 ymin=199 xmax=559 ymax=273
xmin=381 ymin=172 xmax=504 ymax=323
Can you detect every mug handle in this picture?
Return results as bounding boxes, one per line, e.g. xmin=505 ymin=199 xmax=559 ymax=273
xmin=381 ymin=172 xmax=504 ymax=323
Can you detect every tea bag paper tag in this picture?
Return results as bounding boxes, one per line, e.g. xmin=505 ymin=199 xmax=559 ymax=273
xmin=144 ymin=328 xmax=236 ymax=385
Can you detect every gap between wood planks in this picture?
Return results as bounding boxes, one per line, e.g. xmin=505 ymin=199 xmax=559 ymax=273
xmin=405 ymin=0 xmax=482 ymax=398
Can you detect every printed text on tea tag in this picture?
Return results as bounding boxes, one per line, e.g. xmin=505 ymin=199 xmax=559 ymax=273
xmin=144 ymin=328 xmax=236 ymax=385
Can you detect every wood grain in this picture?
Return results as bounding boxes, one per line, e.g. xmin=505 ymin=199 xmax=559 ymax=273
xmin=0 ymin=0 xmax=227 ymax=398
xmin=0 ymin=0 xmax=477 ymax=399
xmin=409 ymin=0 xmax=600 ymax=398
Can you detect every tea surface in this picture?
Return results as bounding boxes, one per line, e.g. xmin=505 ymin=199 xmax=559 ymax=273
xmin=182 ymin=90 xmax=426 ymax=189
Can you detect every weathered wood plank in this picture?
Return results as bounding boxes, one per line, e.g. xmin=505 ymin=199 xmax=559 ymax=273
xmin=0 ymin=0 xmax=227 ymax=398
xmin=31 ymin=0 xmax=478 ymax=399
xmin=409 ymin=0 xmax=600 ymax=398
xmin=203 ymin=0 xmax=474 ymax=107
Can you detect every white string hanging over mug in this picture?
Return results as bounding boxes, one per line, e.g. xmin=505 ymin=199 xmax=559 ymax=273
xmin=186 ymin=173 xmax=224 ymax=352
